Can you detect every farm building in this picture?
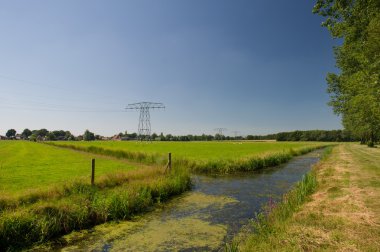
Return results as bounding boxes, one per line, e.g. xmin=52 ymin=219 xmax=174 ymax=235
xmin=0 ymin=135 xmax=7 ymax=140
xmin=112 ymin=134 xmax=122 ymax=141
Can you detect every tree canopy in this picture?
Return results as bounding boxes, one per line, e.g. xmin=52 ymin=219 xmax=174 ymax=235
xmin=21 ymin=129 xmax=32 ymax=139
xmin=83 ymin=130 xmax=95 ymax=141
xmin=313 ymin=0 xmax=380 ymax=146
xmin=5 ymin=129 xmax=16 ymax=139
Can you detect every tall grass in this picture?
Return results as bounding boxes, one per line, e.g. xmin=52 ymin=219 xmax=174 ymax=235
xmin=227 ymin=171 xmax=318 ymax=252
xmin=190 ymin=146 xmax=327 ymax=174
xmin=231 ymin=146 xmax=333 ymax=251
xmin=0 ymin=166 xmax=191 ymax=251
xmin=0 ymin=165 xmax=170 ymax=212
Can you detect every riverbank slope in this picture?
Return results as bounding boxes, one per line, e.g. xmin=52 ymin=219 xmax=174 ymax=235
xmin=240 ymin=143 xmax=380 ymax=251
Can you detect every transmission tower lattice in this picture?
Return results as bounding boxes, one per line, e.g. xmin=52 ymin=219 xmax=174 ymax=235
xmin=232 ymin=131 xmax=240 ymax=138
xmin=126 ymin=102 xmax=165 ymax=140
xmin=214 ymin=128 xmax=227 ymax=136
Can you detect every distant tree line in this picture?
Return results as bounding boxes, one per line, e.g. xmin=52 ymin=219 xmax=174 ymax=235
xmin=2 ymin=128 xmax=105 ymax=142
xmin=1 ymin=128 xmax=117 ymax=142
xmin=246 ymin=134 xmax=277 ymax=141
xmin=2 ymin=128 xmax=358 ymax=142
xmin=3 ymin=128 xmax=77 ymax=141
xmin=122 ymin=130 xmax=356 ymax=142
xmin=146 ymin=133 xmax=246 ymax=141
xmin=275 ymin=130 xmax=357 ymax=142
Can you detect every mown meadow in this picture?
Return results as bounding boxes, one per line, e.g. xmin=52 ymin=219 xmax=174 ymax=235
xmin=49 ymin=141 xmax=322 ymax=161
xmin=0 ymin=141 xmax=138 ymax=194
xmin=0 ymin=140 xmax=330 ymax=250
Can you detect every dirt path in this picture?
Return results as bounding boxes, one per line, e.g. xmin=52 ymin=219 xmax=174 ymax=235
xmin=240 ymin=143 xmax=380 ymax=251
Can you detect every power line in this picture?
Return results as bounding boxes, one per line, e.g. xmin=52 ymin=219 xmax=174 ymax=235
xmin=0 ymin=93 xmax=125 ymax=113
xmin=0 ymin=104 xmax=125 ymax=113
xmin=232 ymin=131 xmax=241 ymax=138
xmin=0 ymin=73 xmax=68 ymax=91
xmin=0 ymin=73 xmax=123 ymax=101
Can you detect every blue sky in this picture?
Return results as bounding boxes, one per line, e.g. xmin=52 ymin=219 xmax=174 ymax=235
xmin=0 ymin=0 xmax=341 ymax=136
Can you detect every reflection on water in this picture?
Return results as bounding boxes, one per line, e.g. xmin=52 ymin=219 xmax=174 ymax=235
xmin=43 ymin=149 xmax=323 ymax=251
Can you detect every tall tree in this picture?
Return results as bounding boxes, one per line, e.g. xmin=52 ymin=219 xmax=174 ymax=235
xmin=6 ymin=129 xmax=16 ymax=139
xmin=313 ymin=0 xmax=380 ymax=146
xmin=83 ymin=130 xmax=95 ymax=141
xmin=21 ymin=128 xmax=32 ymax=139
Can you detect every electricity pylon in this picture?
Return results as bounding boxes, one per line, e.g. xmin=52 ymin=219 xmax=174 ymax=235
xmin=214 ymin=128 xmax=227 ymax=136
xmin=126 ymin=102 xmax=165 ymax=141
xmin=232 ymin=131 xmax=241 ymax=138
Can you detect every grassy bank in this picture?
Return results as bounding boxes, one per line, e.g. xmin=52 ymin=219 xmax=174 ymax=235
xmin=188 ymin=145 xmax=327 ymax=173
xmin=235 ymin=144 xmax=380 ymax=251
xmin=47 ymin=141 xmax=330 ymax=174
xmin=0 ymin=166 xmax=191 ymax=251
xmin=47 ymin=141 xmax=323 ymax=161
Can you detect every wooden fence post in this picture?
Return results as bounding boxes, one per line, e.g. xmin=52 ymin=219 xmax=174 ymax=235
xmin=168 ymin=153 xmax=172 ymax=171
xmin=91 ymin=158 xmax=95 ymax=185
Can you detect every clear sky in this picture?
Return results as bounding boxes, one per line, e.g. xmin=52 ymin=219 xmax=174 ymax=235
xmin=0 ymin=0 xmax=341 ymax=136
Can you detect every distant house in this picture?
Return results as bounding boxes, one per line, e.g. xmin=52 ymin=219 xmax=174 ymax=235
xmin=112 ymin=134 xmax=121 ymax=141
xmin=15 ymin=134 xmax=22 ymax=140
xmin=0 ymin=135 xmax=7 ymax=140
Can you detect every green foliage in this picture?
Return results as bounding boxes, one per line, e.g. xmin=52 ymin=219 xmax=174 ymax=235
xmin=5 ymin=129 xmax=16 ymax=139
xmin=225 ymin=241 xmax=240 ymax=252
xmin=33 ymin=128 xmax=49 ymax=138
xmin=276 ymin=129 xmax=356 ymax=141
xmin=313 ymin=0 xmax=380 ymax=145
xmin=83 ymin=129 xmax=95 ymax=141
xmin=21 ymin=129 xmax=32 ymax=139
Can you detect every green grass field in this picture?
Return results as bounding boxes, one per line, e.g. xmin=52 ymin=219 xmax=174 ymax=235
xmin=49 ymin=140 xmax=328 ymax=173
xmin=0 ymin=141 xmax=137 ymax=194
xmin=51 ymin=141 xmax=322 ymax=161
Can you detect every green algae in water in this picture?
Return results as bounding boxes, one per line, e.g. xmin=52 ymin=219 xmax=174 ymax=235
xmin=36 ymin=192 xmax=237 ymax=251
xmin=111 ymin=217 xmax=227 ymax=251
